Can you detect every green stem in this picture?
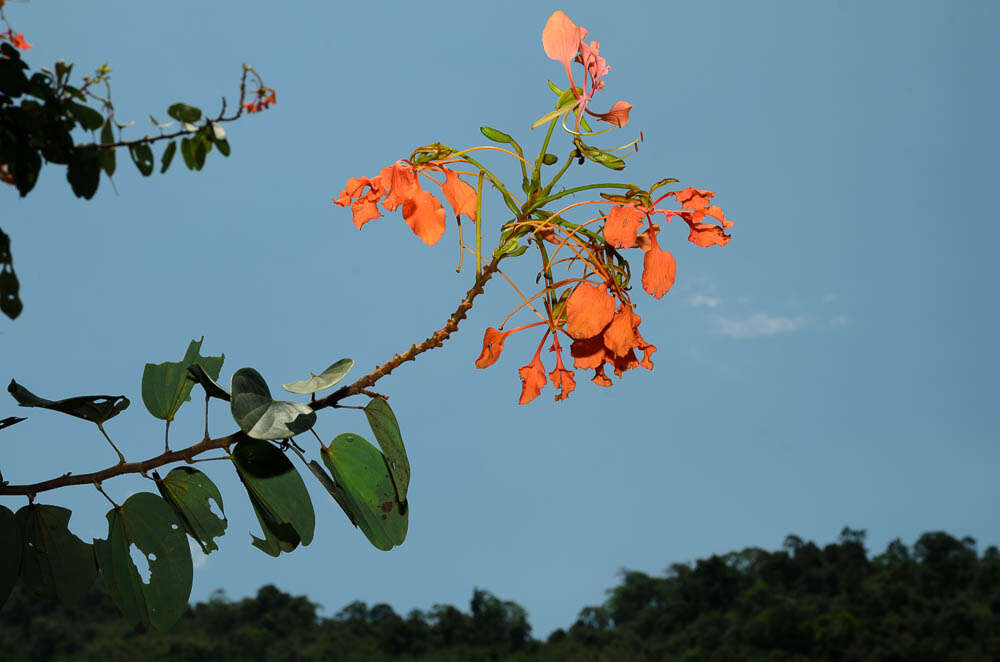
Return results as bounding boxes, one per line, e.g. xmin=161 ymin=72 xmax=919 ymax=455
xmin=460 ymin=155 xmax=520 ymax=216
xmin=531 ymin=119 xmax=559 ymax=190
xmin=475 ymin=171 xmax=484 ymax=277
xmin=527 ymin=182 xmax=636 ymax=215
xmin=96 ymin=423 xmax=126 ymax=465
xmin=542 ymin=151 xmax=575 ymax=196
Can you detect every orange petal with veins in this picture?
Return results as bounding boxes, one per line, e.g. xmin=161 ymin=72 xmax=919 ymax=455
xmin=570 ymin=334 xmax=606 ymax=370
xmin=440 ymin=168 xmax=478 ymax=221
xmin=518 ymin=356 xmax=547 ymax=405
xmin=672 ymin=187 xmax=714 ymax=210
xmin=549 ymin=366 xmax=576 ymax=401
xmin=611 ymin=349 xmax=639 ymax=378
xmin=635 ymin=328 xmax=656 ymax=370
xmin=475 ymin=327 xmax=512 ymax=369
xmin=706 ymin=204 xmax=733 ymax=230
xmin=594 ymin=100 xmax=632 ymax=128
xmin=603 ymin=203 xmax=645 ymax=249
xmin=401 ymin=188 xmax=447 ymax=246
xmin=687 ymin=224 xmax=731 ymax=248
xmin=379 ymin=161 xmax=421 ymax=212
xmin=642 ymin=241 xmax=677 ymax=300
xmin=333 ymin=176 xmax=385 ymax=230
xmin=592 ymin=366 xmax=613 ymax=387
xmin=542 ymin=11 xmax=586 ymax=67
xmin=565 ymin=282 xmax=615 ymax=339
xmin=603 ymin=305 xmax=638 ymax=358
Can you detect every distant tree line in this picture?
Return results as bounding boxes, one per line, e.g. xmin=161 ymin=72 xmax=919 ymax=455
xmin=3 ymin=528 xmax=998 ymax=661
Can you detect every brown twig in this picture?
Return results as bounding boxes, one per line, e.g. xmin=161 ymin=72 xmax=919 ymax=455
xmin=0 ymin=255 xmax=503 ymax=497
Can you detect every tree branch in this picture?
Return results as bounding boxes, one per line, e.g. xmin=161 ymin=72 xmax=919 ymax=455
xmin=0 ymin=255 xmax=503 ymax=497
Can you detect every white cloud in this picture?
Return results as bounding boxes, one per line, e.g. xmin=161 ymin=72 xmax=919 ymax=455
xmin=690 ymin=294 xmax=722 ymax=308
xmin=716 ymin=313 xmax=808 ymax=338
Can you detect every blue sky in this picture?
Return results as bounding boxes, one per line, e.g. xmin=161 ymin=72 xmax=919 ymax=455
xmin=2 ymin=0 xmax=998 ymax=637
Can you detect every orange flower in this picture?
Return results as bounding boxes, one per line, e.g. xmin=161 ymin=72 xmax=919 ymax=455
xmin=518 ymin=355 xmax=547 ymax=405
xmin=640 ymin=227 xmax=677 ymax=299
xmin=475 ymin=327 xmax=514 ymax=369
xmin=547 ymin=336 xmax=576 ymax=401
xmin=603 ymin=201 xmax=645 ymax=249
xmin=4 ymin=29 xmax=32 ymax=50
xmin=334 ymin=161 xmax=477 ymax=246
xmin=564 ymin=281 xmax=615 ymax=339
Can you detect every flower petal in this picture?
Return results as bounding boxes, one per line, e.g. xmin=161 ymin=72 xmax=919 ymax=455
xmin=401 ymin=188 xmax=447 ymax=246
xmin=440 ymin=168 xmax=478 ymax=221
xmin=687 ymin=223 xmax=731 ymax=248
xmin=642 ymin=236 xmax=677 ymax=300
xmin=333 ymin=176 xmax=385 ymax=230
xmin=542 ymin=10 xmax=586 ymax=67
xmin=603 ymin=202 xmax=644 ymax=249
xmin=594 ymin=100 xmax=632 ymax=128
xmin=379 ymin=161 xmax=421 ymax=212
xmin=569 ymin=334 xmax=606 ymax=370
xmin=603 ymin=305 xmax=638 ymax=358
xmin=549 ymin=366 xmax=577 ymax=401
xmin=475 ymin=327 xmax=512 ymax=369
xmin=592 ymin=366 xmax=613 ymax=387
xmin=565 ymin=282 xmax=616 ymax=339
xmin=518 ymin=356 xmax=547 ymax=405
xmin=670 ymin=187 xmax=715 ymax=210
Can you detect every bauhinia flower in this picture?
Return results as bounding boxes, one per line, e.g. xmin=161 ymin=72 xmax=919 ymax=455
xmin=4 ymin=29 xmax=32 ymax=50
xmin=334 ymin=160 xmax=477 ymax=246
xmin=541 ymin=10 xmax=631 ymax=128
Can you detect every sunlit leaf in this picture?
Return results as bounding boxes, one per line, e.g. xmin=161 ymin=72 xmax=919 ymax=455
xmin=480 ymin=126 xmax=512 ymax=144
xmin=0 ymin=505 xmax=21 ymax=607
xmin=230 ymin=368 xmax=316 ymax=440
xmin=281 ymin=359 xmax=354 ymax=395
xmin=364 ymin=397 xmax=410 ymax=503
xmin=649 ymin=177 xmax=680 ymax=194
xmin=7 ymin=379 xmax=129 ymax=424
xmin=304 ymin=459 xmax=358 ymax=527
xmin=154 ymin=467 xmax=227 ymax=554
xmin=93 ymin=492 xmax=193 ymax=632
xmin=15 ymin=504 xmax=96 ymax=604
xmin=322 ymin=433 xmax=407 ymax=551
xmin=141 ymin=338 xmax=224 ymax=422
xmin=232 ymin=439 xmax=315 ymax=556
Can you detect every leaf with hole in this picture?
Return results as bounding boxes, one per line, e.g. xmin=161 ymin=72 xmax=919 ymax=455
xmin=93 ymin=492 xmax=193 ymax=631
xmin=7 ymin=379 xmax=129 ymax=423
xmin=231 ymin=368 xmax=316 ymax=440
xmin=232 ymin=439 xmax=315 ymax=556
xmin=281 ymin=359 xmax=354 ymax=395
xmin=154 ymin=467 xmax=227 ymax=554
xmin=0 ymin=505 xmax=21 ymax=607
xmin=187 ymin=363 xmax=231 ymax=401
xmin=141 ymin=338 xmax=224 ymax=422
xmin=364 ymin=397 xmax=410 ymax=503
xmin=128 ymin=143 xmax=154 ymax=176
xmin=15 ymin=504 xmax=96 ymax=604
xmin=322 ymin=433 xmax=407 ymax=551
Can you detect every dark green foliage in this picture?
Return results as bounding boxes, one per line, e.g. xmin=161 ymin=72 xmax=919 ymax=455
xmin=1 ymin=529 xmax=998 ymax=661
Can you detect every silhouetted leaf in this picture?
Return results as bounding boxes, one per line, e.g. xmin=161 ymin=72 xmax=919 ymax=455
xmin=364 ymin=397 xmax=410 ymax=503
xmin=0 ymin=228 xmax=21 ymax=319
xmin=215 ymin=138 xmax=231 ymax=157
xmin=281 ymin=359 xmax=354 ymax=395
xmin=15 ymin=504 xmax=96 ymax=604
xmin=232 ymin=439 xmax=315 ymax=556
xmin=7 ymin=379 xmax=129 ymax=423
xmin=160 ymin=141 xmax=176 ymax=173
xmin=93 ymin=492 xmax=193 ymax=631
xmin=141 ymin=338 xmax=224 ymax=421
xmin=99 ymin=120 xmax=116 ymax=176
xmin=323 ymin=433 xmax=407 ymax=551
xmin=128 ymin=143 xmax=154 ymax=176
xmin=66 ymin=149 xmax=101 ymax=199
xmin=0 ymin=416 xmax=26 ymax=430
xmin=69 ymin=102 xmax=104 ymax=131
xmin=230 ymin=368 xmax=316 ymax=440
xmin=0 ymin=505 xmax=20 ymax=607
xmin=154 ymin=467 xmax=227 ymax=554
xmin=187 ymin=363 xmax=231 ymax=401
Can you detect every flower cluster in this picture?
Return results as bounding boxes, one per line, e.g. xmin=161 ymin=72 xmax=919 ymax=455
xmin=2 ymin=28 xmax=31 ymax=50
xmin=333 ymin=159 xmax=477 ymax=246
xmin=243 ymin=87 xmax=276 ymax=114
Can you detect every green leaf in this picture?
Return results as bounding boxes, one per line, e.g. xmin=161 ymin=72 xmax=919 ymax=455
xmin=576 ymin=142 xmax=625 ymax=171
xmin=69 ymin=102 xmax=104 ymax=131
xmin=66 ymin=150 xmax=101 ymax=199
xmin=0 ymin=264 xmax=22 ymax=320
xmin=232 ymin=439 xmax=315 ymax=556
xmin=480 ymin=126 xmax=512 ymax=144
xmin=7 ymin=379 xmax=129 ymax=424
xmin=15 ymin=505 xmax=96 ymax=604
xmin=160 ymin=141 xmax=177 ymax=174
xmin=99 ymin=120 xmax=116 ymax=177
xmin=166 ymin=103 xmax=202 ymax=123
xmin=141 ymin=338 xmax=224 ymax=422
xmin=531 ymin=101 xmax=575 ymax=131
xmin=180 ymin=137 xmax=196 ymax=170
xmin=128 ymin=143 xmax=154 ymax=176
xmin=193 ymin=135 xmax=208 ymax=170
xmin=363 ymin=397 xmax=410 ymax=504
xmin=0 ymin=506 xmax=21 ymax=607
xmin=541 ymin=153 xmax=558 ymax=166
xmin=187 ymin=363 xmax=231 ymax=401
xmin=216 ymin=138 xmax=231 ymax=157
xmin=93 ymin=492 xmax=193 ymax=632
xmin=322 ymin=433 xmax=407 ymax=551
xmin=649 ymin=177 xmax=680 ymax=194
xmin=230 ymin=368 xmax=316 ymax=440
xmin=304 ymin=459 xmax=358 ymax=527
xmin=281 ymin=359 xmax=354 ymax=395
xmin=154 ymin=467 xmax=227 ymax=554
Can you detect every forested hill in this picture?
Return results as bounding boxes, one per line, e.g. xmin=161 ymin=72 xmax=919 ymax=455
xmin=3 ymin=528 xmax=999 ymax=661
